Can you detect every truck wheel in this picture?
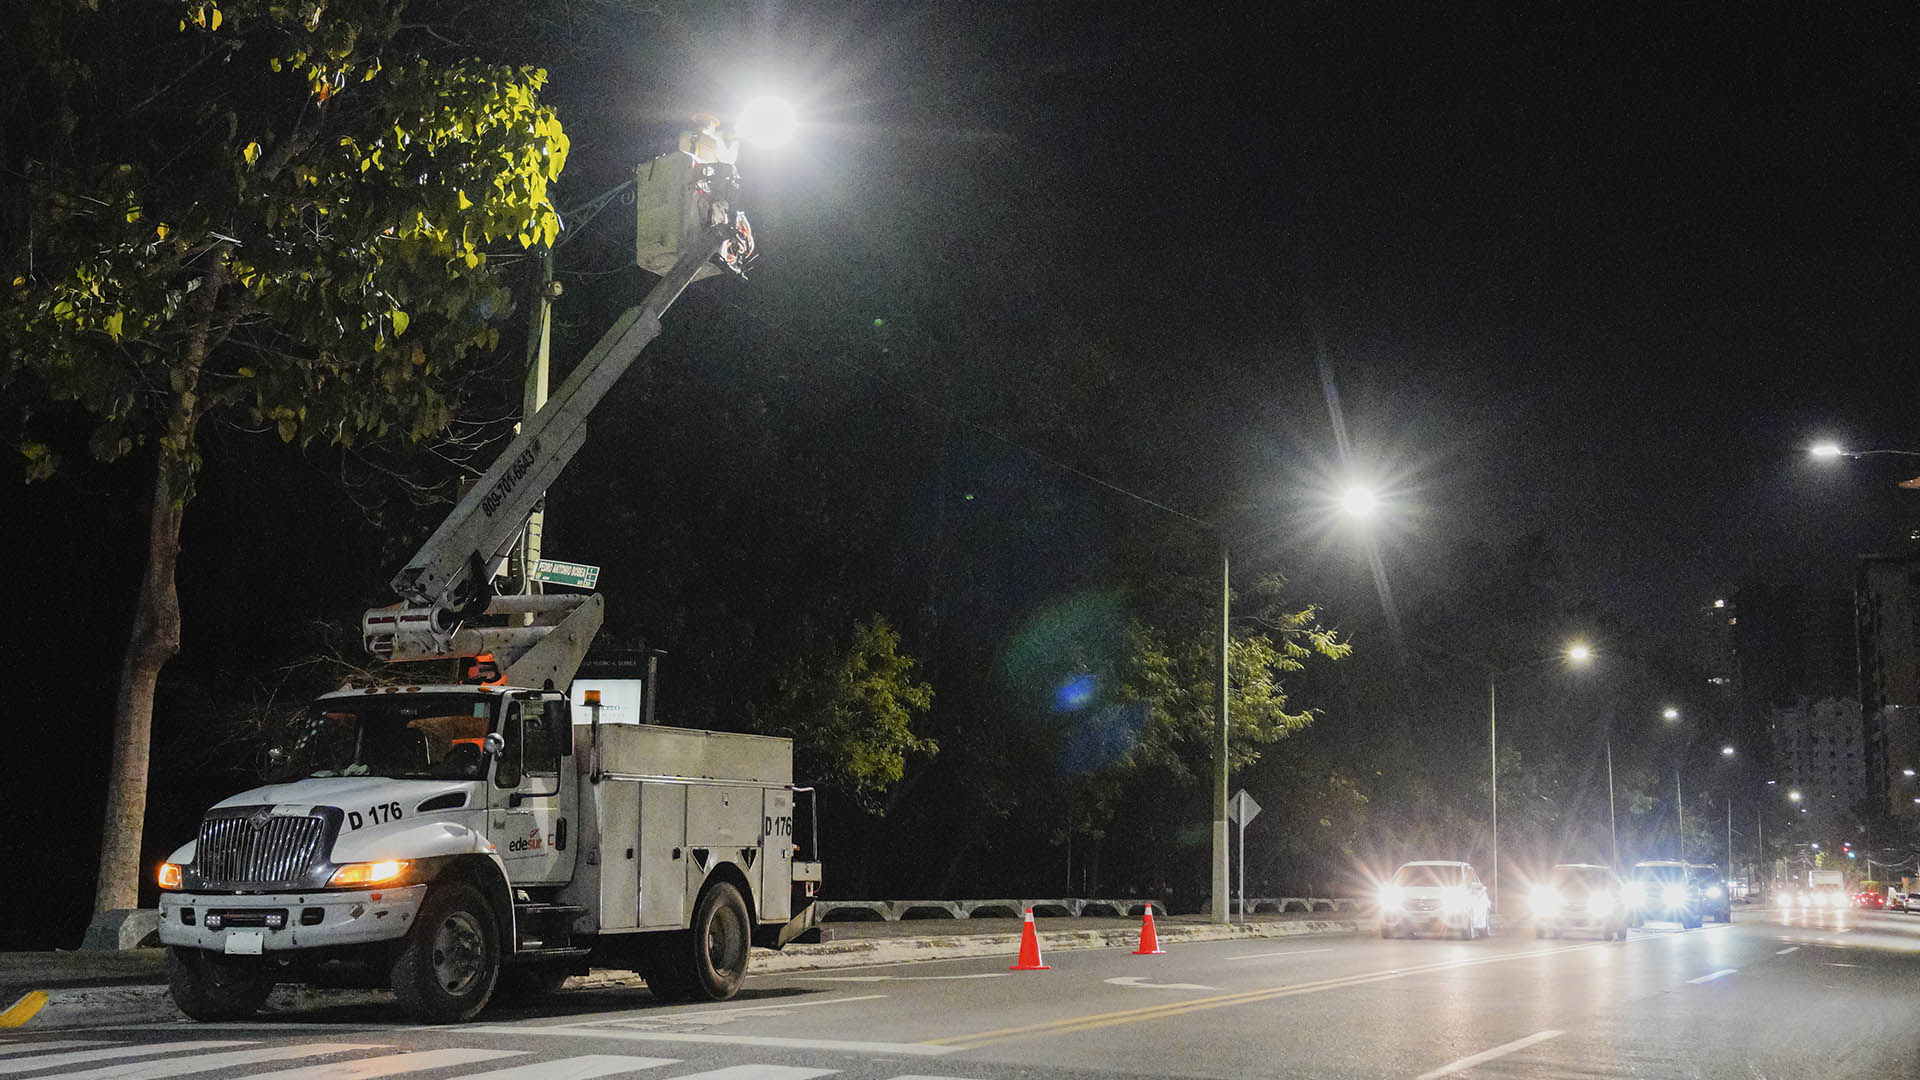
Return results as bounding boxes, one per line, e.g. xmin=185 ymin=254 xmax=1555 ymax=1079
xmin=391 ymin=881 xmax=500 ymax=1023
xmin=689 ymin=882 xmax=751 ymax=1001
xmin=166 ymin=946 xmax=273 ymax=1021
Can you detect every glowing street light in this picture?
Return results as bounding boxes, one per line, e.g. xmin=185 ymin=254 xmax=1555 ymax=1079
xmin=734 ymin=95 xmax=799 ymax=147
xmin=1722 ymin=745 xmax=1736 ymax=757
xmin=1788 ymin=789 xmax=1803 ymax=802
xmin=1568 ymin=642 xmax=1593 ymax=664
xmin=1339 ymin=485 xmax=1379 ymax=519
xmin=1662 ymin=706 xmax=1680 ymax=721
xmin=1810 ymin=441 xmax=1845 ymax=459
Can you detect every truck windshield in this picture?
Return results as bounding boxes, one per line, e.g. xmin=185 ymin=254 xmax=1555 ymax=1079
xmin=269 ymin=694 xmax=498 ymax=782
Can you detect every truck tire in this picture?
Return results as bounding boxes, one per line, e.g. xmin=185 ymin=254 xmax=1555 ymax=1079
xmin=166 ymin=946 xmax=274 ymax=1021
xmin=391 ymin=881 xmax=500 ymax=1023
xmin=689 ymin=881 xmax=751 ymax=1001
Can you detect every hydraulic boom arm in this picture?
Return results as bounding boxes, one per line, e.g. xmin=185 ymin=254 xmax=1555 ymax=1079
xmin=362 ymin=223 xmax=735 ymax=668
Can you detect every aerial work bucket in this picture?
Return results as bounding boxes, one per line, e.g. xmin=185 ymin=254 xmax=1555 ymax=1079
xmin=634 ymin=153 xmax=754 ymax=280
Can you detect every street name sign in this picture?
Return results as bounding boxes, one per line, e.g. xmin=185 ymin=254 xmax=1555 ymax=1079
xmin=531 ymin=559 xmax=601 ymax=589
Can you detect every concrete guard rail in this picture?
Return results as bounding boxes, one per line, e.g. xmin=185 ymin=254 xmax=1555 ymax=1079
xmin=815 ymin=897 xmax=1359 ymax=921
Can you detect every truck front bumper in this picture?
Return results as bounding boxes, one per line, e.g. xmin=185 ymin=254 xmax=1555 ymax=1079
xmin=158 ymin=885 xmax=428 ymax=953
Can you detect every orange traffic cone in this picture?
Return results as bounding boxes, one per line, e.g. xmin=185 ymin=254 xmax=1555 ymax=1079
xmin=1133 ymin=903 xmax=1165 ymax=955
xmin=1009 ymin=907 xmax=1049 ymax=970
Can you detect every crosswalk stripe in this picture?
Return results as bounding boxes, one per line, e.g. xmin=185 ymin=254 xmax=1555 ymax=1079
xmin=34 ymin=1042 xmax=388 ymax=1080
xmin=238 ymin=1047 xmax=524 ymax=1080
xmin=656 ymin=1060 xmax=837 ymax=1068
xmin=456 ymin=1055 xmax=681 ymax=1080
xmin=0 ymin=1044 xmax=113 ymax=1060
xmin=0 ymin=1040 xmax=251 ymax=1075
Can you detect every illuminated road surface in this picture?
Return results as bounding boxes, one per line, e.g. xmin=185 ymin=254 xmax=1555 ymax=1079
xmin=7 ymin=906 xmax=1918 ymax=1078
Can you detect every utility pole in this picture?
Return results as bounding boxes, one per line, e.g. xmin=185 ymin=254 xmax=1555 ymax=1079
xmin=1489 ymin=672 xmax=1499 ymax=912
xmin=1676 ymin=768 xmax=1685 ymax=863
xmin=511 ymin=249 xmax=557 ymax=597
xmin=1606 ymin=737 xmax=1619 ymax=871
xmin=1212 ymin=537 xmax=1230 ymax=924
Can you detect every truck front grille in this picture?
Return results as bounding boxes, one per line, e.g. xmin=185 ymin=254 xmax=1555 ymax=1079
xmin=196 ymin=810 xmax=326 ymax=890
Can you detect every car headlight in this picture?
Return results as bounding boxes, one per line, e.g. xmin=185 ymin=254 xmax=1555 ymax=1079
xmin=1380 ymin=885 xmax=1404 ymax=911
xmin=1663 ymin=884 xmax=1688 ymax=908
xmin=1441 ymin=886 xmax=1469 ymax=913
xmin=1588 ymin=892 xmax=1614 ymax=916
xmin=328 ymin=859 xmax=410 ymax=888
xmin=1707 ymin=886 xmax=1723 ymax=898
xmin=1531 ymin=886 xmax=1561 ymax=915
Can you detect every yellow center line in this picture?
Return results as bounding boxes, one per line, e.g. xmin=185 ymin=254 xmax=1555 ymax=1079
xmin=0 ymin=992 xmax=48 ymax=1029
xmin=933 ymin=940 xmax=1612 ymax=1049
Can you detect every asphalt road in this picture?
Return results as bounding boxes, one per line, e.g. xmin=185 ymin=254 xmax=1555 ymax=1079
xmin=7 ymin=906 xmax=1920 ymax=1078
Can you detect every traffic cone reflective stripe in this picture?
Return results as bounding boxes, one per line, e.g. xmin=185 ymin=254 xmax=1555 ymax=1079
xmin=1010 ymin=907 xmax=1049 ymax=970
xmin=1133 ymin=902 xmax=1165 ymax=955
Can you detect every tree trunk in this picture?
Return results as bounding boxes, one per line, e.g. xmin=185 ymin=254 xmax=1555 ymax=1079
xmin=91 ymin=278 xmax=217 ymax=920
xmin=91 ymin=446 xmax=188 ymax=916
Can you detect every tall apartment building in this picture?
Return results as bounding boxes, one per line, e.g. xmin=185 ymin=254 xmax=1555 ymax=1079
xmin=1769 ymin=696 xmax=1867 ymax=820
xmin=1857 ymin=551 xmax=1920 ymax=817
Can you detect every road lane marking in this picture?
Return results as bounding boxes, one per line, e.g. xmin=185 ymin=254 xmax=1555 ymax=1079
xmin=0 ymin=994 xmax=48 ymax=1029
xmin=462 ymin=1026 xmax=957 ymax=1057
xmin=1224 ymin=948 xmax=1334 ymax=961
xmin=796 ymin=974 xmax=1009 ymax=983
xmin=1777 ymin=946 xmax=1799 ymax=954
xmin=1688 ymin=969 xmax=1737 ymax=983
xmin=648 ymin=1060 xmax=837 ymax=1068
xmin=0 ymin=1040 xmax=253 ymax=1075
xmin=0 ymin=1042 xmax=113 ymax=1058
xmin=241 ymin=1049 xmax=524 ymax=1080
xmin=1104 ymin=977 xmax=1218 ymax=991
xmin=36 ymin=1043 xmax=389 ymax=1080
xmin=565 ymin=995 xmax=889 ymax=1027
xmin=932 ymin=939 xmax=1613 ymax=1049
xmin=1414 ymin=1029 xmax=1564 ymax=1080
xmin=445 ymin=1056 xmax=681 ymax=1080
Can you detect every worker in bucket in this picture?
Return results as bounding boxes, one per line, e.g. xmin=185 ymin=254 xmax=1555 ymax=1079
xmin=677 ymin=111 xmax=753 ymax=274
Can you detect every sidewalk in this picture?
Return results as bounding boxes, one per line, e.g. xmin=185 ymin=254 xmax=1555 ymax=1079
xmin=0 ymin=909 xmax=1366 ymax=1030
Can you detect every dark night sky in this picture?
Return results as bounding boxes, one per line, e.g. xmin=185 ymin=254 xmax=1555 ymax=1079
xmin=8 ymin=1 xmax=1920 ymax=944
xmin=640 ymin=2 xmax=1920 ymax=644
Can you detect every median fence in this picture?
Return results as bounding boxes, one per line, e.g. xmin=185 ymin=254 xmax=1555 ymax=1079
xmin=815 ymin=897 xmax=1359 ymax=922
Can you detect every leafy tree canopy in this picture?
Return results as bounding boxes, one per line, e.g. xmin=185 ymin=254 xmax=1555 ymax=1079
xmin=4 ymin=0 xmax=569 ymax=489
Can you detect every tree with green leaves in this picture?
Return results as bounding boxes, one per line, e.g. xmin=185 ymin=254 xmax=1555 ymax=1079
xmin=1 ymin=0 xmax=567 ymax=919
xmin=756 ymin=617 xmax=936 ymax=812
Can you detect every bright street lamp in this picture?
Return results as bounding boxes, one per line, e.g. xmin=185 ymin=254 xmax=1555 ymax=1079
xmin=1722 ymin=745 xmax=1736 ymax=757
xmin=1808 ymin=442 xmax=1920 ymax=461
xmin=734 ymin=95 xmax=799 ymax=147
xmin=1662 ymin=706 xmax=1680 ymax=721
xmin=1338 ymin=485 xmax=1379 ymax=519
xmin=1789 ymin=790 xmax=1803 ymax=802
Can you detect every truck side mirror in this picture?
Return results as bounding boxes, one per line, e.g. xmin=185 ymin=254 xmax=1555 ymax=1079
xmin=482 ymin=732 xmax=506 ymax=756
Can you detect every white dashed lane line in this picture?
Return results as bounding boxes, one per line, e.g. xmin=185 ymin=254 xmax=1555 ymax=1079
xmin=1687 ymin=969 xmax=1738 ymax=984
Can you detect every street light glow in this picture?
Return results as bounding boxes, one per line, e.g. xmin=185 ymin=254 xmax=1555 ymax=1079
xmin=1904 ymin=768 xmax=1916 ymax=777
xmin=734 ymin=95 xmax=798 ymax=146
xmin=1567 ymin=642 xmax=1593 ymax=664
xmin=1721 ymin=745 xmax=1736 ymax=756
xmin=1662 ymin=706 xmax=1680 ymax=721
xmin=1809 ymin=441 xmax=1845 ymax=459
xmin=1338 ymin=485 xmax=1380 ymax=518
xmin=1789 ymin=790 xmax=1802 ymax=802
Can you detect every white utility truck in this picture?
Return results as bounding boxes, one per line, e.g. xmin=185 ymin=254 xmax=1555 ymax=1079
xmin=156 ymin=145 xmax=813 ymax=1023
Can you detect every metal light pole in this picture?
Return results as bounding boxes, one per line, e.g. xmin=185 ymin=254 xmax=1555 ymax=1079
xmin=1606 ymin=735 xmax=1619 ymax=871
xmin=1489 ymin=672 xmax=1499 ymax=912
xmin=1212 ymin=536 xmax=1231 ymax=924
xmin=1676 ymin=768 xmax=1685 ymax=864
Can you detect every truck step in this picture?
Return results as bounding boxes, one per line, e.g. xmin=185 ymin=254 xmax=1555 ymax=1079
xmin=505 ymin=946 xmax=592 ymax=963
xmin=514 ymin=903 xmax=588 ymax=918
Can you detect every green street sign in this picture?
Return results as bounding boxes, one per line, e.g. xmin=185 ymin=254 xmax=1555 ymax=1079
xmin=530 ymin=558 xmax=600 ymax=589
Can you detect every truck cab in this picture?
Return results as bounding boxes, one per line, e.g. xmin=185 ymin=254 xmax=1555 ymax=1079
xmin=157 ymin=682 xmax=819 ymax=1023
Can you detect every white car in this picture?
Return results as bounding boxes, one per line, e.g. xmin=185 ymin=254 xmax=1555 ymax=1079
xmin=1380 ymin=860 xmax=1493 ymax=939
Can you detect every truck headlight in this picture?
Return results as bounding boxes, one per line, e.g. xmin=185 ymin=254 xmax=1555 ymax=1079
xmin=1531 ymin=886 xmax=1561 ymax=915
xmin=1707 ymin=886 xmax=1723 ymax=898
xmin=1662 ymin=884 xmax=1687 ymax=908
xmin=1379 ymin=885 xmax=1404 ymax=911
xmin=1588 ymin=892 xmax=1614 ymax=917
xmin=328 ymin=860 xmax=410 ymax=888
xmin=1441 ymin=887 xmax=1469 ymax=913
xmin=157 ymin=863 xmax=184 ymax=890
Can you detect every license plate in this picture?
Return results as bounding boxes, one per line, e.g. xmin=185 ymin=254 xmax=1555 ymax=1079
xmin=223 ymin=929 xmax=265 ymax=956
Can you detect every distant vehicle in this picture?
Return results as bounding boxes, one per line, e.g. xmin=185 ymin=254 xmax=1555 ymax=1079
xmin=1787 ymin=884 xmax=1848 ymax=910
xmin=1854 ymin=891 xmax=1887 ymax=910
xmin=1531 ymin=863 xmax=1628 ymax=940
xmin=1379 ymin=860 xmax=1492 ymax=940
xmin=1627 ymin=859 xmax=1702 ymax=929
xmin=1687 ymin=863 xmax=1733 ymax=923
xmin=1808 ymin=869 xmax=1845 ymax=889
